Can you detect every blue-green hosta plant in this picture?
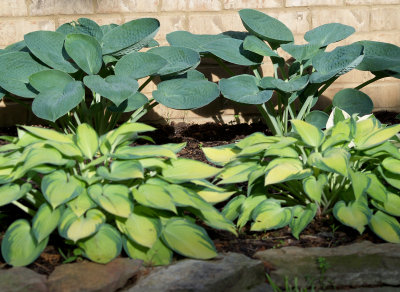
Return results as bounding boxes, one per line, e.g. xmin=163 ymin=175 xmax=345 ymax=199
xmin=0 ymin=18 xmax=218 ymax=134
xmin=203 ymin=109 xmax=400 ymax=242
xmin=0 ymin=122 xmax=236 ymax=267
xmin=165 ymin=9 xmax=400 ymax=135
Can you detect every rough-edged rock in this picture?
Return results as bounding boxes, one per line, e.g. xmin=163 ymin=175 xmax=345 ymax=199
xmin=0 ymin=267 xmax=48 ymax=292
xmin=47 ymin=258 xmax=142 ymax=292
xmin=125 ymin=252 xmax=267 ymax=292
xmin=254 ymin=241 xmax=400 ymax=289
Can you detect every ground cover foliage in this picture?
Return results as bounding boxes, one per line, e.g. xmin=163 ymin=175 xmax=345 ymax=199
xmin=0 ymin=9 xmax=399 ymax=268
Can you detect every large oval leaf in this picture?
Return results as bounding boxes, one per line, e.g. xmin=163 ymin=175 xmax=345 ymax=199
xmin=24 ymin=31 xmax=77 ymax=73
xmin=132 ymin=184 xmax=176 ymax=213
xmin=65 ymin=33 xmax=103 ymax=75
xmin=222 ymin=195 xmax=246 ymax=221
xmin=304 ymin=111 xmax=329 ymax=129
xmin=333 ymin=201 xmax=371 ymax=234
xmin=291 ymin=119 xmax=324 ymax=148
xmin=251 ymin=200 xmax=292 ymax=231
xmin=281 ymin=43 xmax=321 ymax=62
xmin=123 ymin=237 xmax=172 ymax=266
xmin=57 ymin=18 xmax=103 ymax=42
xmin=268 ymin=75 xmax=309 ymax=93
xmin=202 ymin=144 xmax=238 ymax=166
xmin=0 ymin=183 xmax=31 ymax=207
xmin=32 ymin=203 xmax=63 ymax=243
xmin=355 ymin=124 xmax=400 ymax=150
xmin=290 ymin=204 xmax=317 ymax=239
xmin=369 ymin=211 xmax=400 ymax=243
xmin=1 ymin=219 xmax=49 ymax=266
xmin=29 ymin=69 xmax=74 ymax=92
xmin=153 ymin=78 xmax=219 ymax=109
xmin=102 ymin=18 xmax=160 ymax=56
xmin=243 ymin=35 xmax=278 ymax=57
xmin=108 ymin=92 xmax=148 ymax=113
xmin=308 ymin=148 xmax=350 ymax=177
xmin=372 ymin=192 xmax=400 ymax=217
xmin=220 ymin=74 xmax=273 ymax=104
xmin=166 ymin=31 xmax=228 ymax=53
xmin=382 ymin=157 xmax=400 ymax=174
xmin=302 ymin=174 xmax=327 ymax=203
xmin=356 ymin=41 xmax=400 ymax=72
xmin=162 ymin=158 xmax=220 ymax=181
xmin=67 ymin=190 xmax=97 ymax=218
xmin=304 ymin=23 xmax=355 ymax=47
xmin=161 ymin=218 xmax=217 ymax=259
xmin=332 ymin=88 xmax=373 ymax=116
xmin=97 ymin=160 xmax=143 ymax=181
xmin=115 ymin=52 xmax=167 ymax=79
xmin=239 ymin=9 xmax=293 ymax=46
xmin=76 ymin=123 xmax=99 ymax=159
xmin=78 ymin=224 xmax=122 ymax=264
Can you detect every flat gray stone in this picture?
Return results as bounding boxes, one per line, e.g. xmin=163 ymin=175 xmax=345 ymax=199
xmin=254 ymin=241 xmax=400 ymax=289
xmin=125 ymin=253 xmax=267 ymax=292
xmin=47 ymin=258 xmax=142 ymax=292
xmin=0 ymin=267 xmax=47 ymax=292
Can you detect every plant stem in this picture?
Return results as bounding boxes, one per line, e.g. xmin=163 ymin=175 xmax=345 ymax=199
xmin=129 ymin=100 xmax=158 ymax=123
xmin=138 ymin=77 xmax=153 ymax=92
xmin=297 ymin=95 xmax=314 ymax=120
xmin=257 ymin=103 xmax=282 ymax=136
xmin=317 ymin=78 xmax=337 ymax=97
xmin=214 ymin=57 xmax=235 ymax=77
xmin=5 ymin=96 xmax=30 ymax=109
xmin=12 ymin=201 xmax=36 ymax=216
xmin=354 ymin=76 xmax=381 ymax=90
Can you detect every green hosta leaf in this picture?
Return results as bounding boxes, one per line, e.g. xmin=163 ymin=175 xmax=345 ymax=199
xmin=356 ymin=41 xmax=400 ymax=72
xmin=88 ymin=184 xmax=133 ymax=218
xmin=162 ymin=158 xmax=220 ymax=182
xmin=239 ymin=9 xmax=293 ymax=46
xmin=102 ymin=18 xmax=160 ymax=56
xmin=118 ymin=209 xmax=162 ymax=248
xmin=251 ymin=200 xmax=292 ymax=231
xmin=165 ymin=184 xmax=204 ymax=209
xmin=166 ymin=31 xmax=228 ymax=53
xmin=217 ymin=162 xmax=259 ymax=185
xmin=132 ymin=184 xmax=176 ymax=213
xmin=349 ymin=170 xmax=371 ymax=200
xmin=79 ymin=224 xmax=122 ymax=264
xmin=113 ymin=145 xmax=176 ymax=159
xmin=0 ymin=183 xmax=31 ymax=206
xmin=115 ymin=51 xmax=167 ymax=79
xmin=291 ymin=119 xmax=324 ymax=147
xmin=304 ymin=23 xmax=355 ymax=47
xmin=333 ymin=200 xmax=371 ymax=234
xmin=76 ymin=123 xmax=98 ymax=159
xmin=20 ymin=147 xmax=67 ymax=175
xmin=1 ymin=219 xmax=49 ymax=266
xmin=372 ymin=193 xmax=400 ymax=217
xmin=243 ymin=35 xmax=278 ymax=57
xmin=305 ymin=111 xmax=329 ymax=129
xmin=203 ymin=144 xmax=238 ymax=166
xmin=97 ymin=160 xmax=143 ymax=181
xmin=108 ymin=92 xmax=148 ymax=113
xmin=197 ymin=189 xmax=236 ymax=204
xmin=219 ymin=74 xmax=273 ymax=104
xmin=303 ymin=174 xmax=327 ymax=203
xmin=20 ymin=125 xmax=72 ymax=144
xmin=58 ymin=18 xmax=103 ymax=42
xmin=267 ymin=75 xmax=309 ymax=93
xmin=365 ymin=173 xmax=387 ymax=202
xmin=382 ymin=157 xmax=400 ymax=174
xmin=222 ymin=195 xmax=246 ymax=221
xmin=59 ymin=208 xmax=106 ymax=242
xmin=153 ymin=78 xmax=219 ymax=109
xmin=281 ymin=43 xmax=321 ymax=62
xmin=29 ymin=69 xmax=74 ymax=92
xmin=265 ymin=158 xmax=310 ymax=185
xmin=162 ymin=218 xmax=217 ymax=259
xmin=201 ymin=38 xmax=263 ymax=66
xmin=332 ymin=89 xmax=373 ymax=116
xmin=237 ymin=195 xmax=267 ymax=229
xmin=379 ymin=166 xmax=400 ymax=190
xmin=67 ymin=190 xmax=97 ymax=217
xmin=24 ymin=31 xmax=77 ymax=73
xmin=194 ymin=203 xmax=237 ymax=235
xmin=290 ymin=204 xmax=317 ymax=239
xmin=65 ymin=34 xmax=102 ymax=75
xmin=42 ymin=171 xmax=83 ymax=209
xmin=363 ymin=141 xmax=400 ymax=160
xmin=264 ymin=146 xmax=298 ymax=158
xmin=123 ymin=237 xmax=172 ymax=266
xmin=369 ymin=211 xmax=400 ymax=243
xmin=148 ymin=46 xmax=200 ymax=76
xmin=84 ymin=75 xmax=139 ymax=107
xmin=32 ymin=203 xmax=63 ymax=243
xmin=0 ymin=52 xmax=47 ymax=97
xmin=32 ymin=81 xmax=85 ymax=122
xmin=309 ymin=148 xmax=350 ymax=177
xmin=355 ymin=124 xmax=400 ymax=150
xmin=236 ymin=132 xmax=281 ymax=149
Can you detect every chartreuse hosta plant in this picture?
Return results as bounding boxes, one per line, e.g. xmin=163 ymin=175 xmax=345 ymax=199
xmin=165 ymin=9 xmax=400 ymax=135
xmin=203 ymin=109 xmax=400 ymax=242
xmin=0 ymin=122 xmax=236 ymax=267
xmin=0 ymin=18 xmax=219 ymax=134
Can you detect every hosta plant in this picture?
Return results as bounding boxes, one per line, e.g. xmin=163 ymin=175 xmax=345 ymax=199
xmin=0 ymin=122 xmax=235 ymax=266
xmin=166 ymin=9 xmax=400 ymax=135
xmin=0 ymin=18 xmax=218 ymax=134
xmin=203 ymin=109 xmax=400 ymax=242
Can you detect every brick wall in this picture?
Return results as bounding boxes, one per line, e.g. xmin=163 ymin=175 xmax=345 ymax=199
xmin=0 ymin=0 xmax=399 ymax=124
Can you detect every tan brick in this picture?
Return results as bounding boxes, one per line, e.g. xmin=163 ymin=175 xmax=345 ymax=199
xmin=0 ymin=0 xmax=27 ymax=16
xmin=0 ymin=19 xmax=56 ymax=47
xmin=286 ymin=0 xmax=343 ymax=7
xmin=223 ymin=0 xmax=283 ymax=9
xmin=311 ymin=8 xmax=370 ymax=32
xmin=188 ymin=13 xmax=244 ymax=34
xmin=371 ymin=7 xmax=400 ymax=31
xmin=336 ymin=70 xmax=376 ymax=84
xmin=161 ymin=0 xmax=222 ymax=11
xmin=94 ymin=0 xmax=159 ymax=13
xmin=346 ymin=0 xmax=400 ymax=4
xmin=343 ymin=31 xmax=400 ymax=47
xmin=57 ymin=15 xmax=124 ymax=28
xmin=268 ymin=10 xmax=310 ymax=34
xmin=29 ymin=0 xmax=94 ymax=16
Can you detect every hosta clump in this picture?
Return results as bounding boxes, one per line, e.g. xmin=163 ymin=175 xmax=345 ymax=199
xmin=0 ymin=18 xmax=218 ymax=134
xmin=166 ymin=9 xmax=400 ymax=135
xmin=203 ymin=109 xmax=400 ymax=242
xmin=0 ymin=122 xmax=235 ymax=267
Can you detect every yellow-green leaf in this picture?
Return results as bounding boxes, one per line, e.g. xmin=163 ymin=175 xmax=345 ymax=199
xmin=162 ymin=158 xmax=220 ymax=182
xmin=291 ymin=119 xmax=324 ymax=148
xmin=290 ymin=204 xmax=317 ymax=239
xmin=369 ymin=211 xmax=400 ymax=243
xmin=302 ymin=175 xmax=327 ymax=203
xmin=76 ymin=123 xmax=99 ymax=160
xmin=333 ymin=200 xmax=371 ymax=234
xmin=349 ymin=170 xmax=371 ymax=200
xmin=251 ymin=200 xmax=292 ymax=231
xmin=372 ymin=192 xmax=400 ymax=217
xmin=203 ymin=144 xmax=238 ymax=166
xmin=382 ymin=157 xmax=400 ymax=174
xmin=356 ymin=124 xmax=400 ymax=150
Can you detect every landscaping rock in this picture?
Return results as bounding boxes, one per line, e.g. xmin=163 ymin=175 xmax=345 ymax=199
xmin=47 ymin=258 xmax=142 ymax=292
xmin=254 ymin=241 xmax=400 ymax=290
xmin=0 ymin=267 xmax=47 ymax=292
xmin=124 ymin=252 xmax=269 ymax=292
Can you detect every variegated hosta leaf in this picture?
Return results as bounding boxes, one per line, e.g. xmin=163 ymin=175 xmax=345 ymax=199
xmin=365 ymin=173 xmax=387 ymax=202
xmin=202 ymin=144 xmax=238 ymax=166
xmin=251 ymin=199 xmax=292 ymax=231
xmin=378 ymin=166 xmax=400 ymax=190
xmin=222 ymin=195 xmax=246 ymax=221
xmin=333 ymin=200 xmax=372 ymax=234
xmin=291 ymin=120 xmax=324 ymax=148
xmin=196 ymin=186 xmax=236 ymax=204
xmin=235 ymin=132 xmax=281 ymax=149
xmin=67 ymin=190 xmax=97 ymax=217
xmin=97 ymin=160 xmax=144 ymax=181
xmin=265 ymin=158 xmax=311 ymax=185
xmin=217 ymin=162 xmax=259 ymax=185
xmin=161 ymin=218 xmax=217 ymax=259
xmin=290 ymin=204 xmax=317 ymax=239
xmin=164 ymin=184 xmax=200 ymax=208
xmin=123 ymin=237 xmax=172 ymax=266
xmin=78 ymin=224 xmax=122 ymax=264
xmin=88 ymin=184 xmax=133 ymax=218
xmin=132 ymin=184 xmax=177 ymax=213
xmin=382 ymin=157 xmax=400 ymax=174
xmin=162 ymin=158 xmax=220 ymax=182
xmin=32 ymin=203 xmax=63 ymax=243
xmin=21 ymin=125 xmax=73 ymax=144
xmin=237 ymin=195 xmax=268 ymax=229
xmin=355 ymin=124 xmax=400 ymax=150
xmin=75 ymin=123 xmax=99 ymax=160
xmin=371 ymin=193 xmax=400 ymax=217
xmin=0 ymin=183 xmax=31 ymax=207
xmin=349 ymin=170 xmax=371 ymax=200
xmin=308 ymin=148 xmax=350 ymax=177
xmin=302 ymin=174 xmax=327 ymax=203
xmin=369 ymin=211 xmax=400 ymax=243
xmin=58 ymin=208 xmax=106 ymax=242
xmin=113 ymin=145 xmax=176 ymax=159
